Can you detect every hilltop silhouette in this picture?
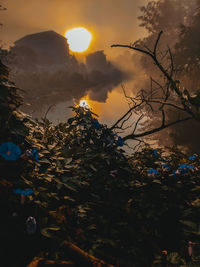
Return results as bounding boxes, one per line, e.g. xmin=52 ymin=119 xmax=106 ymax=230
xmin=13 ymin=30 xmax=70 ymax=67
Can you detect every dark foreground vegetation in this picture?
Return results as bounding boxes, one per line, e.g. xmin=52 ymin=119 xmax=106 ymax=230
xmin=1 ymin=58 xmax=200 ymax=267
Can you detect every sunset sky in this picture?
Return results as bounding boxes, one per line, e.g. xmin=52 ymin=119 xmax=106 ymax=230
xmin=0 ymin=0 xmax=150 ymax=127
xmin=1 ymin=0 xmax=148 ymax=52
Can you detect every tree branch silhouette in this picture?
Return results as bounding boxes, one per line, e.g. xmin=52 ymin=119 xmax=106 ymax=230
xmin=111 ymin=31 xmax=200 ymax=120
xmin=109 ymin=31 xmax=200 ymax=144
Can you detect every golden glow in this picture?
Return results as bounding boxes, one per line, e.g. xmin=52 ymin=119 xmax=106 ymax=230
xmin=79 ymin=99 xmax=90 ymax=108
xmin=65 ymin=27 xmax=92 ymax=52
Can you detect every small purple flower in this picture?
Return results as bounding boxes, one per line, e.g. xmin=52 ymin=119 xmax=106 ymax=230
xmin=110 ymin=170 xmax=118 ymax=178
xmin=0 ymin=142 xmax=21 ymax=161
xmin=21 ymin=149 xmax=33 ymax=160
xmin=25 ymin=149 xmax=33 ymax=157
xmin=26 ymin=216 xmax=37 ymax=234
xmin=148 ymin=168 xmax=159 ymax=175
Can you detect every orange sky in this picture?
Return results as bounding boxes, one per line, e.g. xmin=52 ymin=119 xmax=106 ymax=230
xmin=0 ymin=0 xmax=150 ymax=126
xmin=0 ymin=0 xmax=148 ymax=55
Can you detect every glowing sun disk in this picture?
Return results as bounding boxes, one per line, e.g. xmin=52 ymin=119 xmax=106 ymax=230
xmin=65 ymin=27 xmax=92 ymax=53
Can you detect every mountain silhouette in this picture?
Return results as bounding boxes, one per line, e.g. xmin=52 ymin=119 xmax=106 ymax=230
xmin=6 ymin=30 xmax=126 ymax=119
xmin=12 ymin=30 xmax=70 ymax=66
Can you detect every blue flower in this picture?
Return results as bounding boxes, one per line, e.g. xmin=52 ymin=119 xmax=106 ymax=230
xmin=189 ymin=155 xmax=197 ymax=161
xmin=153 ymin=149 xmax=158 ymax=157
xmin=178 ymin=164 xmax=194 ymax=174
xmin=148 ymin=168 xmax=159 ymax=175
xmin=32 ymin=148 xmax=39 ymax=163
xmin=13 ymin=188 xmax=34 ymax=196
xmin=93 ymin=119 xmax=101 ymax=130
xmin=0 ymin=142 xmax=21 ymax=161
xmin=162 ymin=164 xmax=171 ymax=171
xmin=116 ymin=136 xmax=124 ymax=147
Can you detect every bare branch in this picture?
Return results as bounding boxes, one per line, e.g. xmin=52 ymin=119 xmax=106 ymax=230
xmin=153 ymin=30 xmax=163 ymax=56
xmin=167 ymin=46 xmax=174 ymax=77
xmin=111 ymin=44 xmax=154 ymax=59
xmin=147 ymin=99 xmax=185 ymax=111
xmin=161 ymin=110 xmax=165 ymax=127
xmin=150 ymin=77 xmax=165 ymax=95
xmin=110 ymin=101 xmax=144 ymax=130
xmin=132 ymin=114 xmax=144 ymax=134
xmin=123 ymin=116 xmax=193 ymax=141
xmin=125 ymin=138 xmax=146 ymax=151
xmin=121 ymin=84 xmax=136 ymax=106
xmin=44 ymin=104 xmax=56 ymax=120
xmin=119 ymin=112 xmax=133 ymax=130
xmin=111 ymin=31 xmax=198 ymax=120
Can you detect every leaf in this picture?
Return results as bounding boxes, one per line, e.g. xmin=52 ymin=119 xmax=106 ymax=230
xmin=47 ymin=144 xmax=57 ymax=150
xmin=45 ymin=176 xmax=53 ymax=182
xmin=90 ymin=164 xmax=97 ymax=172
xmin=41 ymin=227 xmax=60 ymax=238
xmin=40 ymin=159 xmax=51 ymax=164
xmin=179 ymin=220 xmax=197 ymax=230
xmin=65 ymin=158 xmax=72 ymax=164
xmin=153 ymin=179 xmax=161 ymax=184
xmin=41 ymin=150 xmax=50 ymax=154
xmin=47 ymin=227 xmax=60 ymax=231
xmin=35 ymin=143 xmax=46 ymax=149
xmin=63 ymin=183 xmax=77 ymax=192
xmin=63 ymin=196 xmax=75 ymax=202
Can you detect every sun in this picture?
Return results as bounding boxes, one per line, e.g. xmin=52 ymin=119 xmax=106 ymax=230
xmin=65 ymin=27 xmax=92 ymax=53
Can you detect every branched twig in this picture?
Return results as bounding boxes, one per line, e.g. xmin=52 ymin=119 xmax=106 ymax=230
xmin=147 ymin=99 xmax=185 ymax=111
xmin=111 ymin=31 xmax=197 ymax=120
xmin=123 ymin=116 xmax=193 ymax=141
xmin=119 ymin=112 xmax=133 ymax=130
xmin=132 ymin=114 xmax=145 ymax=134
xmin=110 ymin=101 xmax=144 ymax=130
xmin=44 ymin=104 xmax=56 ymax=121
xmin=110 ymin=31 xmax=199 ymax=144
xmin=154 ymin=30 xmax=163 ymax=56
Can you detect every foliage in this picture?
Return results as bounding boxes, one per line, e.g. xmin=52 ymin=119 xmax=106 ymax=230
xmin=1 ymin=59 xmax=200 ymax=267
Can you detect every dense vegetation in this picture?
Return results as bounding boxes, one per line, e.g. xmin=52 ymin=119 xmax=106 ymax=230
xmin=1 ymin=58 xmax=200 ymax=267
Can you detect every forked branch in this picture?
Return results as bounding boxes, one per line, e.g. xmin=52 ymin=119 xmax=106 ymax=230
xmin=111 ymin=31 xmax=198 ymax=120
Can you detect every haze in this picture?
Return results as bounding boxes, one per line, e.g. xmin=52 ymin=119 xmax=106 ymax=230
xmin=0 ymin=0 xmax=148 ymax=54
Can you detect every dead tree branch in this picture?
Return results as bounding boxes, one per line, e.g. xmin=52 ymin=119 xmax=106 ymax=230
xmin=123 ymin=116 xmax=192 ymax=141
xmin=111 ymin=31 xmax=199 ymax=120
xmin=110 ymin=101 xmax=144 ymax=130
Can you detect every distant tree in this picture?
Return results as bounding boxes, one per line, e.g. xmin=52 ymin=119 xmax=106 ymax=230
xmin=110 ymin=0 xmax=200 ymax=152
xmin=111 ymin=31 xmax=200 ymax=148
